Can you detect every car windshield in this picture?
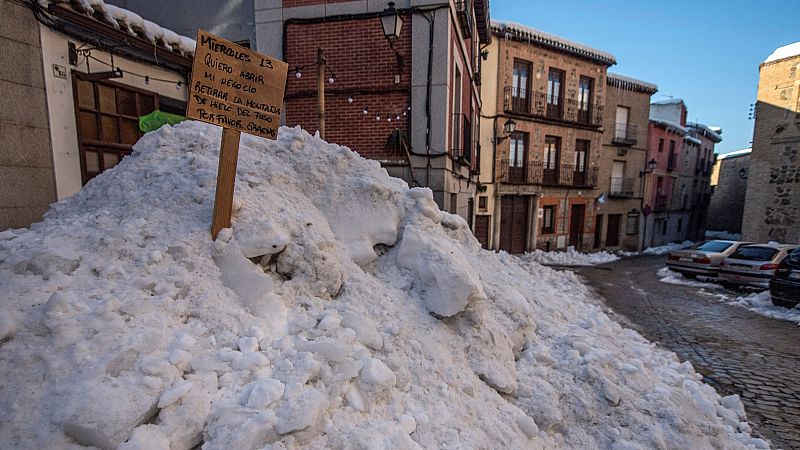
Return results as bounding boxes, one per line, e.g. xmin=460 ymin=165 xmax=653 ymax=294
xmin=695 ymin=241 xmax=733 ymax=253
xmin=730 ymin=246 xmax=778 ymax=261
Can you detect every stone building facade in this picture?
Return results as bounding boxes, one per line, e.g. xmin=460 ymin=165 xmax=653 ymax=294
xmin=595 ymin=73 xmax=657 ymax=251
xmin=708 ymin=149 xmax=751 ymax=233
xmin=743 ymin=43 xmax=800 ymax=244
xmin=477 ymin=21 xmax=614 ymax=253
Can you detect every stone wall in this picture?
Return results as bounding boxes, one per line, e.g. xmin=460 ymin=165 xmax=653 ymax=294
xmin=743 ymin=54 xmax=800 ymax=244
xmin=707 ymin=154 xmax=750 ymax=233
xmin=0 ymin=0 xmax=55 ymax=230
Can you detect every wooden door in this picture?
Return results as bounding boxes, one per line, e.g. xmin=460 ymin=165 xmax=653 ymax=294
xmin=606 ymin=214 xmax=621 ymax=247
xmin=499 ymin=195 xmax=529 ymax=254
xmin=569 ymin=204 xmax=585 ymax=249
xmin=593 ymin=214 xmax=603 ymax=249
xmin=474 ymin=215 xmax=490 ymax=249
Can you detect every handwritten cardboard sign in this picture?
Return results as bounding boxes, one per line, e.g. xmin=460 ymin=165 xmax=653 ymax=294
xmin=187 ymin=30 xmax=288 ymax=140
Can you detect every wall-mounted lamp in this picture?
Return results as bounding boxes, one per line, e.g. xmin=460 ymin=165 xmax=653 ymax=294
xmin=381 ymin=2 xmax=404 ymax=82
xmin=647 ymin=158 xmax=657 ymax=172
xmin=494 ymin=118 xmax=517 ymax=143
xmin=739 ymin=167 xmax=748 ymax=179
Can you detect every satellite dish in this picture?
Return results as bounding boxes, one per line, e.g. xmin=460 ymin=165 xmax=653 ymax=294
xmin=597 ymin=192 xmax=608 ymax=204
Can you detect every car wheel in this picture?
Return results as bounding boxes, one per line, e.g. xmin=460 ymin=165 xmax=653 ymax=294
xmin=682 ymin=273 xmax=697 ymax=280
xmin=771 ymin=296 xmax=795 ymax=308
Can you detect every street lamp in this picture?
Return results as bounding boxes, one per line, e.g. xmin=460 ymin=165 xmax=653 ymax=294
xmin=380 ymin=2 xmax=403 ymax=40
xmin=647 ymin=158 xmax=657 ymax=172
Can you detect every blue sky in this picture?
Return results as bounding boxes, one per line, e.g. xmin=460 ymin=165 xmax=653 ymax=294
xmin=489 ymin=0 xmax=798 ymax=155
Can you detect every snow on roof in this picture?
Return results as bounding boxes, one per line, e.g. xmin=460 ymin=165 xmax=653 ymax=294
xmin=52 ymin=0 xmax=195 ymax=56
xmin=684 ymin=135 xmax=702 ymax=145
xmin=716 ymin=148 xmax=751 ymax=160
xmin=650 ymin=118 xmax=688 ymax=135
xmin=491 ymin=20 xmax=616 ymax=65
xmin=607 ymin=72 xmax=658 ymax=94
xmin=0 ymin=121 xmax=767 ymax=449
xmin=764 ymin=41 xmax=800 ymax=64
xmin=651 ymin=98 xmax=684 ymax=106
xmin=687 ymin=122 xmax=723 ymax=143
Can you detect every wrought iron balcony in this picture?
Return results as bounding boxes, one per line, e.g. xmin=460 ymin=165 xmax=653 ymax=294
xmin=654 ymin=194 xmax=669 ymax=212
xmin=611 ymin=123 xmax=637 ymax=146
xmin=454 ymin=1 xmax=473 ymax=38
xmin=609 ymin=177 xmax=635 ymax=198
xmin=450 ymin=113 xmax=472 ymax=164
xmin=667 ymin=151 xmax=677 ymax=171
xmin=502 ymin=87 xmax=604 ymax=127
xmin=497 ymin=160 xmax=598 ymax=188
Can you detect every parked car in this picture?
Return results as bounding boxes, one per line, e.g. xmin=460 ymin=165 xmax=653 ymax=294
xmin=769 ymin=247 xmax=800 ymax=308
xmin=719 ymin=243 xmax=799 ymax=289
xmin=666 ymin=240 xmax=753 ymax=278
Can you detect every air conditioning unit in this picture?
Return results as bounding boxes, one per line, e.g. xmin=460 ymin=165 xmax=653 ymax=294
xmin=617 ymin=147 xmax=628 ymax=156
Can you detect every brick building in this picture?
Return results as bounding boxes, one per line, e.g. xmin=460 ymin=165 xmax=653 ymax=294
xmin=255 ymin=0 xmax=491 ymax=221
xmin=594 ymin=73 xmax=657 ymax=251
xmin=743 ymin=42 xmax=800 ymax=244
xmin=1 ymin=0 xmax=191 ymax=230
xmin=708 ymin=148 xmax=751 ymax=234
xmin=684 ymin=121 xmax=721 ymax=239
xmin=476 ymin=22 xmax=614 ymax=253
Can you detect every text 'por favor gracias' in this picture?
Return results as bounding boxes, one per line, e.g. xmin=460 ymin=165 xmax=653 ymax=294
xmin=186 ymin=30 xmax=288 ymax=139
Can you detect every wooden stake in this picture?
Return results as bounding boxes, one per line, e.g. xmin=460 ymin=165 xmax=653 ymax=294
xmin=211 ymin=128 xmax=241 ymax=240
xmin=317 ymin=48 xmax=326 ymax=139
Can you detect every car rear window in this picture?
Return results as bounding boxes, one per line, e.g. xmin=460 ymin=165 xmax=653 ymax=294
xmin=730 ymin=246 xmax=778 ymax=261
xmin=695 ymin=241 xmax=733 ymax=252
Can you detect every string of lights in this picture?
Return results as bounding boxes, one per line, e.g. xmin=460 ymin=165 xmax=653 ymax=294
xmin=86 ymin=53 xmax=185 ymax=90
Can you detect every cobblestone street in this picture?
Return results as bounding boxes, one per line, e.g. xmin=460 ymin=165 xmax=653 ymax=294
xmin=579 ymin=255 xmax=800 ymax=450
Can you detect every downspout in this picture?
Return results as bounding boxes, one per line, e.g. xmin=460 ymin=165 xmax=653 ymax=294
xmin=424 ymin=10 xmax=435 ymax=187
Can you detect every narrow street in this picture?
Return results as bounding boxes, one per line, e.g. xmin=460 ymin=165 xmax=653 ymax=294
xmin=578 ymin=255 xmax=800 ymax=450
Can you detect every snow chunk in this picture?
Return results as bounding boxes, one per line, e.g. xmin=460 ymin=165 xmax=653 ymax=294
xmin=359 ymin=357 xmax=396 ymax=391
xmin=397 ymin=224 xmax=486 ymax=316
xmin=765 ymin=41 xmax=800 ymax=63
xmin=158 ymin=380 xmax=193 ymax=408
xmin=275 ymin=388 xmax=329 ymax=434
xmin=516 ymin=415 xmax=539 ymax=438
xmin=521 ymin=247 xmax=619 ymax=267
xmin=246 ymin=378 xmax=285 ymax=409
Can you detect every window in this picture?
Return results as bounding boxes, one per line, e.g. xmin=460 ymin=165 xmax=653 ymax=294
xmin=73 ymin=77 xmax=159 ymax=184
xmin=695 ymin=241 xmax=732 ymax=252
xmin=509 ymin=132 xmax=527 ymax=168
xmin=574 ymin=140 xmax=589 ymax=172
xmin=577 ymin=76 xmax=593 ymax=124
xmin=450 ymin=193 xmax=458 ymax=214
xmin=478 ymin=196 xmax=487 ymax=211
xmin=615 ymin=106 xmax=630 ymax=139
xmin=451 ymin=65 xmax=462 ymax=155
xmin=661 ymin=220 xmax=667 ymax=235
xmin=626 ymin=211 xmax=639 ymax=235
xmin=544 ymin=136 xmax=560 ymax=170
xmin=546 ymin=68 xmax=564 ymax=118
xmin=542 ymin=205 xmax=556 ymax=233
xmin=512 ymin=59 xmax=531 ymax=112
xmin=677 ymin=218 xmax=683 ymax=232
xmin=658 ymin=138 xmax=664 ymax=153
xmin=730 ymin=246 xmax=778 ymax=261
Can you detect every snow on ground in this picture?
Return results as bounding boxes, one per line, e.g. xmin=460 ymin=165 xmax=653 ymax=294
xmin=657 ymin=267 xmax=722 ymax=291
xmin=642 ymin=240 xmax=694 ymax=255
xmin=520 ymin=247 xmax=619 ymax=267
xmin=0 ymin=122 xmax=768 ymax=449
xmin=705 ymin=230 xmax=742 ymax=241
xmin=714 ymin=291 xmax=800 ymax=326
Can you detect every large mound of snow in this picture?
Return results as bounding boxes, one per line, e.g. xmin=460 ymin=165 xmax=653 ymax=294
xmin=0 ymin=122 xmax=767 ymax=449
xmin=521 ymin=248 xmax=619 ymax=267
xmin=764 ymin=41 xmax=800 ymax=63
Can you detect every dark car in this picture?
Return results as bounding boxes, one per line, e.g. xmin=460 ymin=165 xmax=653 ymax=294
xmin=769 ymin=248 xmax=800 ymax=308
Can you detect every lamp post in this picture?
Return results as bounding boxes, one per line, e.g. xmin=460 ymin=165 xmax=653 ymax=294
xmin=640 ymin=158 xmax=658 ymax=250
xmin=381 ymin=2 xmax=404 ymax=82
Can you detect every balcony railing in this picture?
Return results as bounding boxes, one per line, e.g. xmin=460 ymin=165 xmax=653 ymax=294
xmin=450 ymin=113 xmax=472 ymax=164
xmin=503 ymin=87 xmax=604 ymax=127
xmin=454 ymin=1 xmax=473 ymax=38
xmin=611 ymin=123 xmax=637 ymax=146
xmin=654 ymin=194 xmax=668 ymax=212
xmin=609 ymin=177 xmax=635 ymax=197
xmin=497 ymin=160 xmax=598 ymax=188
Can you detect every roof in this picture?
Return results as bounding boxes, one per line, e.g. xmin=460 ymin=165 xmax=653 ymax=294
xmin=50 ymin=0 xmax=195 ymax=57
xmin=687 ymin=122 xmax=723 ymax=143
xmin=649 ymin=118 xmax=687 ymax=136
xmin=716 ymin=148 xmax=751 ymax=160
xmin=651 ymin=98 xmax=684 ymax=106
xmin=491 ymin=21 xmax=616 ymax=66
xmin=764 ymin=41 xmax=800 ymax=64
xmin=684 ymin=135 xmax=702 ymax=145
xmin=607 ymin=72 xmax=657 ymax=94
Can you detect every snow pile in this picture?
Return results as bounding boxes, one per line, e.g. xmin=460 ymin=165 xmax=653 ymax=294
xmin=705 ymin=230 xmax=742 ymax=241
xmin=715 ymin=291 xmax=800 ymax=326
xmin=521 ymin=248 xmax=619 ymax=267
xmin=657 ymin=267 xmax=720 ymax=290
xmin=764 ymin=41 xmax=800 ymax=63
xmin=643 ymin=240 xmax=694 ymax=255
xmin=0 ymin=122 xmax=767 ymax=449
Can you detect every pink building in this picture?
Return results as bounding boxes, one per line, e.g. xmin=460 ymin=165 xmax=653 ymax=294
xmin=643 ymin=99 xmax=688 ymax=246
